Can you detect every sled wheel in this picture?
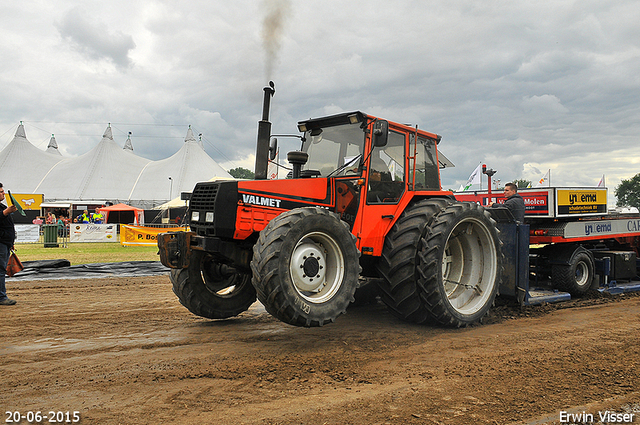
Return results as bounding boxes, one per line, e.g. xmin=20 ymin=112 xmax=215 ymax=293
xmin=171 ymin=250 xmax=256 ymax=319
xmin=552 ymin=246 xmax=594 ymax=296
xmin=418 ymin=202 xmax=502 ymax=327
xmin=376 ymin=198 xmax=452 ymax=323
xmin=250 ymin=207 xmax=360 ymax=327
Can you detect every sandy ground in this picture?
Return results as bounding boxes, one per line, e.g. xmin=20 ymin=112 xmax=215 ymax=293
xmin=1 ymin=275 xmax=639 ymax=425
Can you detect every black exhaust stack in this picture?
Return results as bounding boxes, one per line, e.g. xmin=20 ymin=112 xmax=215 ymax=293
xmin=254 ymin=81 xmax=275 ymax=180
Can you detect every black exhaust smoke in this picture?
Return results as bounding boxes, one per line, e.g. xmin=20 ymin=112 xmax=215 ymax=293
xmin=254 ymin=81 xmax=275 ymax=180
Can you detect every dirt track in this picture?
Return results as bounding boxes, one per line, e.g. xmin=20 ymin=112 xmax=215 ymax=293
xmin=2 ymin=275 xmax=639 ymax=425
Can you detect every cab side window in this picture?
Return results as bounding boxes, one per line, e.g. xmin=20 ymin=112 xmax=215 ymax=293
xmin=367 ymin=131 xmax=405 ymax=203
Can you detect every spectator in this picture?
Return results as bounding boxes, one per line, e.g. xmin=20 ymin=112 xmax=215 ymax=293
xmin=80 ymin=210 xmax=91 ymax=223
xmin=0 ymin=182 xmax=18 ymax=305
xmin=57 ymin=216 xmax=65 ymax=237
xmin=92 ymin=208 xmax=104 ymax=224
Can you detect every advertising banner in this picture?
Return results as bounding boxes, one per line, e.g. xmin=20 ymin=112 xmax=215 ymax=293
xmin=15 ymin=224 xmax=41 ymax=243
xmin=556 ymin=188 xmax=607 ymax=216
xmin=70 ymin=224 xmax=118 ymax=243
xmin=10 ymin=194 xmax=44 ymax=211
xmin=120 ymin=225 xmax=188 ymax=246
xmin=563 ymin=218 xmax=640 ymax=239
xmin=455 ymin=189 xmax=553 ymax=217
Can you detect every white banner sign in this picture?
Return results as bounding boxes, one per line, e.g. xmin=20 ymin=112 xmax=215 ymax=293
xmin=70 ymin=223 xmax=118 ymax=243
xmin=15 ymin=224 xmax=41 ymax=243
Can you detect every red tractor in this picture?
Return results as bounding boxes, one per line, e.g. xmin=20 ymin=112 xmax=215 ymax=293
xmin=158 ymin=82 xmax=503 ymax=327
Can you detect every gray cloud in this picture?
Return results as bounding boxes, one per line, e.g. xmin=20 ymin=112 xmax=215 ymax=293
xmin=55 ymin=7 xmax=136 ymax=68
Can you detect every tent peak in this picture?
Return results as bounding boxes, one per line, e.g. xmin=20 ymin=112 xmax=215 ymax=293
xmin=185 ymin=126 xmax=197 ymax=143
xmin=46 ymin=134 xmax=62 ymax=156
xmin=124 ymin=132 xmax=134 ymax=151
xmin=15 ymin=122 xmax=26 ymax=139
xmin=103 ymin=124 xmax=113 ymax=140
xmin=47 ymin=134 xmax=58 ymax=149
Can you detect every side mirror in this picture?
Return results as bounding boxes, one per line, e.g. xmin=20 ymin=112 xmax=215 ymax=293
xmin=373 ymin=120 xmax=389 ymax=147
xmin=269 ymin=138 xmax=278 ymax=161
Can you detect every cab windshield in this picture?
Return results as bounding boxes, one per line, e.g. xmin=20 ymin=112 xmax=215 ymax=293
xmin=300 ymin=123 xmax=365 ymax=177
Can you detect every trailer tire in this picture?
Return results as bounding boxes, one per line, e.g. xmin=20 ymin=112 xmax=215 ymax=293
xmin=552 ymin=246 xmax=595 ymax=296
xmin=376 ymin=198 xmax=452 ymax=323
xmin=171 ymin=251 xmax=256 ymax=319
xmin=251 ymin=207 xmax=360 ymax=327
xmin=418 ymin=202 xmax=502 ymax=327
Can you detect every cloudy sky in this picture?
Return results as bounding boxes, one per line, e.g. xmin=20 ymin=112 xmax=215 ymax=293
xmin=2 ymin=0 xmax=639 ymax=205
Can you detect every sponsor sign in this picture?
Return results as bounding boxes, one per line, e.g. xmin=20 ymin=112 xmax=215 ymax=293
xmin=522 ymin=192 xmax=550 ymax=215
xmin=556 ymin=188 xmax=607 ymax=216
xmin=564 ymin=218 xmax=640 ymax=239
xmin=15 ymin=224 xmax=40 ymax=243
xmin=70 ymin=224 xmax=118 ymax=243
xmin=456 ymin=189 xmax=552 ymax=217
xmin=10 ymin=193 xmax=43 ymax=211
xmin=120 ymin=225 xmax=188 ymax=246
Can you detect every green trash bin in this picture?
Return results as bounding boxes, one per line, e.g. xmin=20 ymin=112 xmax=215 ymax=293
xmin=43 ymin=224 xmax=59 ymax=248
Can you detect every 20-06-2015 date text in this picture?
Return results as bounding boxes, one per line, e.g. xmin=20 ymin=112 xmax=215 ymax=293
xmin=5 ymin=411 xmax=80 ymax=423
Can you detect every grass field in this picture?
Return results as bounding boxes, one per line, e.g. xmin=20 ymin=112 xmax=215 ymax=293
xmin=14 ymin=243 xmax=160 ymax=265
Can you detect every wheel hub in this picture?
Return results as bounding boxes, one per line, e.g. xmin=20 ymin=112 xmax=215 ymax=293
xmin=291 ymin=243 xmax=326 ymax=292
xmin=303 ymin=256 xmax=320 ymax=278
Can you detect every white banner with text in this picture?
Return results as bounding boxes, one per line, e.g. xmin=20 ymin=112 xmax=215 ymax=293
xmin=70 ymin=223 xmax=118 ymax=243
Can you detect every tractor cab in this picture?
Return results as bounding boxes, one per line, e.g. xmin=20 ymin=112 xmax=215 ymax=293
xmin=294 ymin=111 xmax=442 ymax=191
xmin=289 ymin=112 xmax=446 ymax=256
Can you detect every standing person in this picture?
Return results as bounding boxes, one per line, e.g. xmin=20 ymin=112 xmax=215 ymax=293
xmin=91 ymin=207 xmax=104 ymax=224
xmin=0 ymin=183 xmax=18 ymax=305
xmin=80 ymin=210 xmax=91 ymax=223
xmin=492 ymin=182 xmax=526 ymax=223
xmin=57 ymin=216 xmax=65 ymax=237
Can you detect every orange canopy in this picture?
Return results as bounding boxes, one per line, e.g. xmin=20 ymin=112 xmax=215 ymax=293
xmin=98 ymin=203 xmax=144 ymax=225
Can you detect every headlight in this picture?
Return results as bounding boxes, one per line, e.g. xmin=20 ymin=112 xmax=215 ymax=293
xmin=191 ymin=211 xmax=200 ymax=221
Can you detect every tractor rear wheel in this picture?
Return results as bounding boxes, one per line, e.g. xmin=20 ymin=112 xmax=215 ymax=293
xmin=376 ymin=199 xmax=452 ymax=323
xmin=171 ymin=250 xmax=256 ymax=319
xmin=250 ymin=207 xmax=360 ymax=327
xmin=418 ymin=202 xmax=502 ymax=327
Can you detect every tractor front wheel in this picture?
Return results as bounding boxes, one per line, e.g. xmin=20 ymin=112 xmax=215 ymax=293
xmin=250 ymin=207 xmax=360 ymax=327
xmin=171 ymin=251 xmax=256 ymax=319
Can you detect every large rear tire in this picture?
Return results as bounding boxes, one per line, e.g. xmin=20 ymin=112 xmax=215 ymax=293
xmin=418 ymin=202 xmax=502 ymax=327
xmin=376 ymin=199 xmax=452 ymax=323
xmin=171 ymin=250 xmax=256 ymax=319
xmin=250 ymin=207 xmax=360 ymax=327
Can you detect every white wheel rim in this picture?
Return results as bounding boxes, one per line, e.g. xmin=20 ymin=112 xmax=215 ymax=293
xmin=575 ymin=260 xmax=589 ymax=286
xmin=289 ymin=231 xmax=345 ymax=304
xmin=441 ymin=217 xmax=497 ymax=315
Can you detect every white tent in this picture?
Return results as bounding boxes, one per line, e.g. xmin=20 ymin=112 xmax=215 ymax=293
xmin=0 ymin=123 xmax=65 ymax=192
xmin=0 ymin=123 xmax=235 ymax=209
xmin=34 ymin=125 xmax=152 ymax=201
xmin=128 ymin=127 xmax=233 ymax=203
